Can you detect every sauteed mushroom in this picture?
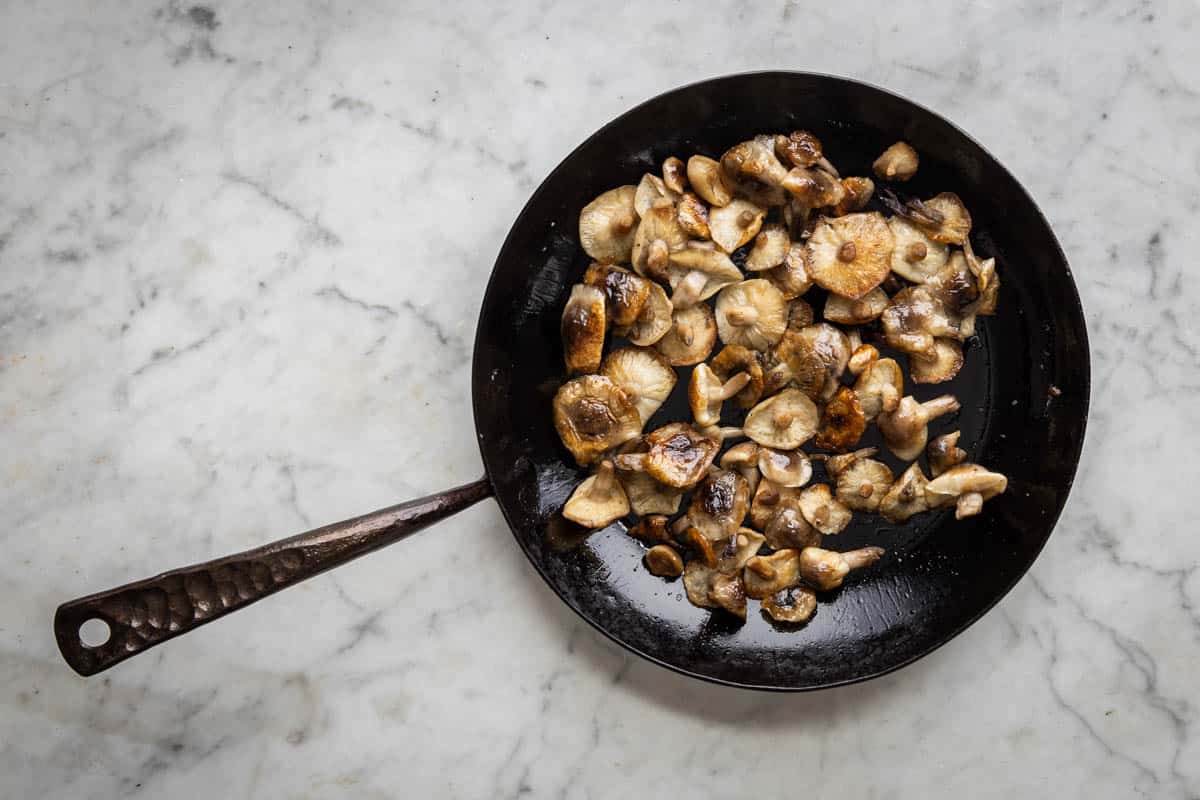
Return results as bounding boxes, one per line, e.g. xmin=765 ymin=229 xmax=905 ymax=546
xmin=683 ymin=528 xmax=766 ymax=618
xmin=765 ymin=243 xmax=813 ymax=300
xmin=666 ymin=243 xmax=744 ymax=309
xmin=618 ymin=280 xmax=673 ymax=346
xmin=676 ymin=192 xmax=710 ymax=239
xmin=689 ymin=363 xmax=751 ymax=427
xmin=600 ymin=347 xmax=677 ymax=424
xmin=709 ymin=198 xmax=767 ymax=253
xmin=579 ymin=185 xmax=638 ymax=263
xmin=887 ymin=217 xmax=948 ymax=283
xmin=761 ymin=585 xmax=818 ymax=624
xmin=806 ymin=212 xmax=894 ymax=299
xmin=827 ymin=448 xmax=894 ymax=513
xmin=561 ymin=284 xmax=606 ymax=374
xmin=613 ymin=422 xmax=719 ymax=488
xmin=757 ymin=447 xmax=812 ymax=488
xmin=878 ymin=394 xmax=960 ymax=460
xmin=798 ymin=484 xmax=853 ymax=535
xmin=927 ymin=431 xmax=967 ymax=477
xmin=655 ymin=303 xmax=718 ymax=366
xmin=911 ymin=338 xmax=964 ymax=384
xmin=744 ymin=224 xmax=791 ymax=271
xmin=632 ymin=199 xmax=688 ymax=277
xmin=926 ymin=464 xmax=1008 ymax=519
xmin=627 ymin=513 xmax=672 ymax=544
xmin=662 ymin=156 xmax=687 ymax=194
xmin=745 ymin=549 xmax=802 ymax=599
xmin=799 ymin=546 xmax=885 ymax=591
xmin=744 ymin=388 xmax=820 ymax=450
xmin=762 ymin=507 xmax=821 ymax=551
xmin=814 ymin=386 xmax=867 ymax=452
xmin=634 ymin=173 xmax=677 ymax=217
xmin=824 ymin=287 xmax=888 ymax=325
xmin=686 ymin=155 xmax=734 ymax=207
xmin=879 ymin=462 xmax=932 ymax=523
xmin=583 ymin=263 xmax=649 ymax=328
xmin=553 ymin=375 xmax=641 ymax=465
xmin=749 ymin=479 xmax=803 ymax=531
xmin=872 ymin=141 xmax=919 ymax=182
xmin=775 ymin=130 xmax=823 ymax=168
xmin=832 ymin=177 xmax=875 ymax=216
xmin=563 ymin=461 xmax=630 ymax=528
xmin=645 ymin=544 xmax=684 ymax=578
xmin=714 ymin=279 xmax=788 ymax=351
xmin=685 ymin=469 xmax=751 ymax=541
xmin=720 ymin=441 xmax=762 ymax=494
xmin=711 ymin=345 xmax=765 ymax=409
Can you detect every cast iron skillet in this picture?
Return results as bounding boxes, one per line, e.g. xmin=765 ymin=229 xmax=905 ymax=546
xmin=55 ymin=72 xmax=1089 ymax=689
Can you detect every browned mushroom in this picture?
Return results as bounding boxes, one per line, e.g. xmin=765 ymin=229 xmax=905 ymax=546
xmin=879 ymin=462 xmax=932 ymax=522
xmin=676 ymin=192 xmax=710 ymax=239
xmin=722 ymin=136 xmax=791 ymax=189
xmin=765 ymin=243 xmax=813 ymax=300
xmin=631 ymin=199 xmax=688 ymax=277
xmin=664 ymin=243 xmax=743 ymax=309
xmin=750 ymin=477 xmax=802 ymax=527
xmin=799 ymin=546 xmax=885 ymax=591
xmin=553 ymin=375 xmax=642 ymax=465
xmin=757 ymin=447 xmax=812 ymax=488
xmin=709 ymin=198 xmax=767 ymax=253
xmin=878 ymin=394 xmax=960 ymax=460
xmin=832 ymin=177 xmax=875 ymax=216
xmin=655 ymin=303 xmax=718 ymax=366
xmin=617 ymin=280 xmax=673 ymax=346
xmin=887 ymin=217 xmax=948 ymax=283
xmin=682 ymin=525 xmax=717 ymax=568
xmin=744 ymin=388 xmax=820 ymax=450
xmin=583 ymin=263 xmax=649 ymax=328
xmin=761 ymin=585 xmax=818 ymax=624
xmin=683 ymin=528 xmax=766 ymax=618
xmin=714 ymin=279 xmax=789 ymax=351
xmin=579 ymin=185 xmax=638 ymax=263
xmin=913 ymin=192 xmax=972 ymax=245
xmin=927 ymin=431 xmax=967 ymax=477
xmin=853 ymin=356 xmax=904 ymax=422
xmin=847 ymin=343 xmax=879 ymax=376
xmin=645 ymin=544 xmax=684 ymax=577
xmin=814 ymin=386 xmax=867 ymax=452
xmin=805 ymin=212 xmax=895 ymax=299
xmin=563 ymin=460 xmax=629 ymax=528
xmin=925 ymin=464 xmax=1008 ymax=519
xmin=561 ymin=284 xmax=606 ymax=374
xmin=689 ymin=363 xmax=751 ymax=427
xmin=662 ymin=156 xmax=687 ymax=194
xmin=798 ymin=484 xmax=853 ymax=535
xmin=872 ymin=141 xmax=919 ymax=182
xmin=910 ymin=338 xmax=964 ymax=384
xmin=880 ymin=285 xmax=962 ymax=358
xmin=824 ymin=287 xmax=888 ymax=325
xmin=762 ymin=506 xmax=822 ymax=551
xmin=775 ymin=130 xmax=823 ymax=168
xmin=719 ymin=441 xmax=762 ymax=495
xmin=711 ymin=345 xmax=765 ymax=409
xmin=744 ymin=224 xmax=791 ymax=272
xmin=745 ymin=549 xmax=801 ymax=599
xmin=686 ymin=155 xmax=734 ymax=207
xmin=627 ymin=513 xmax=672 ymax=544
xmin=827 ymin=448 xmax=894 ymax=513
xmin=685 ymin=469 xmax=751 ymax=541
xmin=613 ymin=422 xmax=719 ymax=488
xmin=599 ymin=347 xmax=676 ymax=425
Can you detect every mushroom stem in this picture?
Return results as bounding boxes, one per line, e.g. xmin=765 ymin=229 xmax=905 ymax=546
xmin=594 ymin=460 xmax=618 ymax=493
xmin=671 ymin=269 xmax=708 ymax=310
xmin=837 ymin=242 xmax=857 ymax=263
xmin=716 ymin=372 xmax=752 ymax=401
xmin=698 ymin=425 xmax=745 ymax=443
xmin=921 ymin=394 xmax=961 ymax=421
xmin=956 ymin=492 xmax=983 ymax=519
xmin=725 ymin=307 xmax=760 ymax=326
xmin=843 ymin=546 xmax=885 ymax=570
xmin=906 ymin=242 xmax=927 ymax=262
xmin=774 ymin=412 xmax=794 ymax=428
xmin=647 ymin=239 xmax=670 ymax=273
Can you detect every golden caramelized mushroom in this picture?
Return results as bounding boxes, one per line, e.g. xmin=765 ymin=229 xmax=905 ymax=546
xmin=634 ymin=173 xmax=678 ymax=218
xmin=579 ymin=185 xmax=638 ymax=263
xmin=761 ymin=585 xmax=818 ymax=624
xmin=683 ymin=528 xmax=766 ymax=617
xmin=583 ymin=263 xmax=649 ymax=328
xmin=686 ymin=155 xmax=734 ymax=207
xmin=662 ymin=156 xmax=687 ymax=195
xmin=561 ymin=284 xmax=606 ymax=374
xmin=763 ymin=507 xmax=821 ymax=551
xmin=853 ymin=356 xmax=904 ymax=422
xmin=833 ymin=177 xmax=875 ymax=216
xmin=878 ymin=394 xmax=960 ymax=461
xmin=881 ymin=285 xmax=962 ymax=357
xmin=744 ymin=388 xmax=820 ymax=450
xmin=745 ymin=549 xmax=801 ymax=599
xmin=720 ymin=441 xmax=762 ymax=494
xmin=666 ymin=244 xmax=743 ymax=308
xmin=676 ymin=192 xmax=710 ymax=239
xmin=911 ymin=338 xmax=964 ymax=384
xmin=793 ymin=323 xmax=852 ymax=401
xmin=757 ymin=447 xmax=812 ymax=488
xmin=553 ymin=375 xmax=642 ymax=465
xmin=765 ymin=243 xmax=813 ymax=300
xmin=775 ymin=130 xmax=823 ymax=168
xmin=631 ymin=199 xmax=688 ymax=277
xmin=619 ymin=281 xmax=673 ymax=346
xmin=879 ymin=462 xmax=932 ymax=522
xmin=714 ymin=279 xmax=788 ymax=352
xmin=711 ymin=345 xmax=765 ymax=408
xmin=927 ymin=431 xmax=967 ymax=477
xmin=888 ymin=217 xmax=948 ymax=283
xmin=806 ymin=212 xmax=895 ymax=299
xmin=709 ymin=198 xmax=766 ymax=253
xmin=655 ymin=303 xmax=718 ymax=366
xmin=680 ymin=526 xmax=717 ymax=568
xmin=828 ymin=449 xmax=894 ymax=513
xmin=645 ymin=544 xmax=684 ymax=578
xmin=627 ymin=513 xmax=672 ymax=543
xmin=824 ymin=287 xmax=888 ymax=325
xmin=925 ymin=464 xmax=1008 ymax=519
xmin=689 ymin=363 xmax=751 ymax=427
xmin=563 ymin=461 xmax=630 ymax=528
xmin=600 ymin=347 xmax=677 ymax=424
xmin=744 ymin=224 xmax=791 ymax=271
xmin=782 ymin=165 xmax=846 ymax=210
xmin=814 ymin=386 xmax=867 ymax=452
xmin=686 ymin=469 xmax=751 ymax=541
xmin=848 ymin=343 xmax=879 ymax=376
xmin=799 ymin=546 xmax=885 ymax=591
xmin=722 ymin=136 xmax=791 ymax=189
xmin=707 ymin=573 xmax=747 ymax=619
xmin=613 ymin=422 xmax=719 ymax=488
xmin=872 ymin=141 xmax=919 ymax=182
xmin=749 ymin=479 xmax=803 ymax=530
xmin=915 ymin=192 xmax=972 ymax=245
xmin=798 ymin=484 xmax=853 ymax=535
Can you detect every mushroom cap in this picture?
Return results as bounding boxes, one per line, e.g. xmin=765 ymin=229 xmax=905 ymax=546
xmin=911 ymin=338 xmax=964 ymax=384
xmin=927 ymin=430 xmax=967 ymax=477
xmin=645 ymin=544 xmax=684 ymax=578
xmin=744 ymin=388 xmax=820 ymax=449
xmin=872 ymin=141 xmax=920 ymax=182
xmin=663 ymin=156 xmax=687 ymax=194
xmin=688 ymin=363 xmax=744 ymax=427
xmin=833 ymin=176 xmax=875 ymax=216
xmin=745 ymin=549 xmax=802 ymax=599
xmin=786 ymin=298 xmax=816 ymax=331
xmin=775 ymin=130 xmax=823 ymax=167
xmin=654 ymin=303 xmax=718 ymax=366
xmin=583 ymin=263 xmax=650 ymax=329
xmin=620 ymin=280 xmax=674 ymax=346
xmin=600 ymin=347 xmax=677 ymax=424
xmin=744 ymin=224 xmax=791 ymax=271
xmin=888 ymin=217 xmax=948 ymax=282
xmin=765 ymin=243 xmax=813 ymax=300
xmin=720 ymin=441 xmax=760 ymax=469
xmin=757 ymin=447 xmax=812 ymax=488
xmin=797 ymin=547 xmax=850 ymax=591
xmin=711 ymin=344 xmax=765 ymax=409
xmin=563 ymin=462 xmax=630 ymax=528
xmin=553 ymin=375 xmax=642 ymax=465
xmin=667 ymin=244 xmax=743 ymax=302
xmin=814 ymin=386 xmax=867 ymax=452
xmin=718 ymin=528 xmax=767 ymax=573
xmin=761 ymin=585 xmax=818 ymax=624
xmin=834 ymin=457 xmax=894 ymax=513
xmin=677 ymin=192 xmax=710 ymax=239
xmin=879 ymin=462 xmax=932 ymax=523
xmin=853 ymin=356 xmax=904 ymax=421
xmin=631 ymin=200 xmax=688 ymax=276
xmin=789 ymin=323 xmax=852 ymax=401
xmin=561 ymin=284 xmax=606 ymax=375
xmin=634 ymin=173 xmax=678 ymax=217
xmin=686 ymin=155 xmax=734 ymax=207
xmin=798 ymin=484 xmax=853 ymax=535
xmin=706 ymin=573 xmax=747 ymax=619
xmin=686 ymin=469 xmax=751 ymax=541
xmin=715 ymin=279 xmax=788 ymax=352
xmin=709 ymin=198 xmax=766 ymax=253
xmin=782 ymin=166 xmax=846 ymax=208
xmin=879 ymin=394 xmax=959 ymax=461
xmin=721 ymin=136 xmax=790 ymax=188
xmin=823 ymin=287 xmax=889 ymax=325
xmin=683 ymin=528 xmax=765 ymax=615
xmin=618 ymin=469 xmax=683 ymax=516
xmin=915 ymin=192 xmax=972 ymax=244
xmin=750 ymin=479 xmax=803 ymax=530
xmin=626 ymin=513 xmax=673 ymax=543
xmin=579 ymin=185 xmax=638 ymax=263
xmin=848 ymin=343 xmax=879 ymax=376
xmin=881 ymin=285 xmax=961 ymax=357
xmin=642 ymin=422 xmax=720 ymax=488
xmin=926 ymin=464 xmax=1008 ymax=504
xmin=762 ymin=507 xmax=821 ymax=551
xmin=806 ymin=212 xmax=895 ymax=299
xmin=926 ymin=251 xmax=984 ymax=325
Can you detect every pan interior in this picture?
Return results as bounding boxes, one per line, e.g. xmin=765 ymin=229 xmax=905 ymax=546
xmin=472 ymin=73 xmax=1088 ymax=690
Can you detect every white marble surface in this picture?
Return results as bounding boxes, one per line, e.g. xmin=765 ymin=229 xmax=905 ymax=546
xmin=2 ymin=0 xmax=1198 ymax=797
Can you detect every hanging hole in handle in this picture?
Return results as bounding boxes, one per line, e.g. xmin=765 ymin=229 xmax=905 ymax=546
xmin=79 ymin=618 xmax=111 ymax=648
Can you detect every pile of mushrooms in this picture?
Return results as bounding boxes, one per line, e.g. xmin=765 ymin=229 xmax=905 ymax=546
xmin=556 ymin=133 xmax=1008 ymax=626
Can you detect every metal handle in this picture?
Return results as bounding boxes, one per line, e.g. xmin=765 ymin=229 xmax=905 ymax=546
xmin=54 ymin=478 xmax=492 ymax=676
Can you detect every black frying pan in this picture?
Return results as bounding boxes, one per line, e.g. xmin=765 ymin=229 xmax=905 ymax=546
xmin=55 ymin=72 xmax=1089 ymax=689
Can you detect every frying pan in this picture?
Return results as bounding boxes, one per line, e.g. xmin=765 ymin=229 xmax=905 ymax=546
xmin=55 ymin=72 xmax=1089 ymax=689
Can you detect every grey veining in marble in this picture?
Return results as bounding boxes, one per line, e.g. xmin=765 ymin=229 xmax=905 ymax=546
xmin=2 ymin=0 xmax=1199 ymax=797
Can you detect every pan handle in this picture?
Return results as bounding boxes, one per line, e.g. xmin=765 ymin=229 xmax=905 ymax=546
xmin=54 ymin=477 xmax=492 ymax=676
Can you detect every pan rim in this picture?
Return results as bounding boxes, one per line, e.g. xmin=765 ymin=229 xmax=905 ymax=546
xmin=471 ymin=69 xmax=1090 ymax=692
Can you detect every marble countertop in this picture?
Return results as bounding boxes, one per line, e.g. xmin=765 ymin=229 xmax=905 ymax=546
xmin=3 ymin=1 xmax=1198 ymax=797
